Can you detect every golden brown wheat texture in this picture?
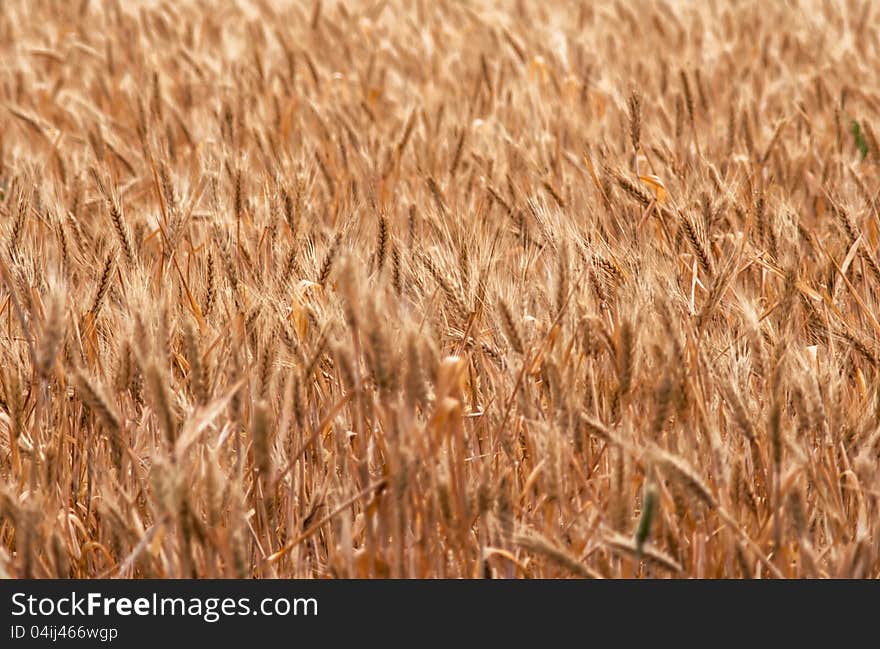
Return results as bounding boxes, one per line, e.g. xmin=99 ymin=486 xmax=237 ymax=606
xmin=1 ymin=0 xmax=879 ymax=578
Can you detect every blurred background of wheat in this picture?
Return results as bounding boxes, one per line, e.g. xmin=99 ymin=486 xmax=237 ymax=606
xmin=0 ymin=0 xmax=878 ymax=578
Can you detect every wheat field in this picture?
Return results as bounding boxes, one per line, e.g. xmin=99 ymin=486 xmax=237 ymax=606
xmin=1 ymin=0 xmax=879 ymax=579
